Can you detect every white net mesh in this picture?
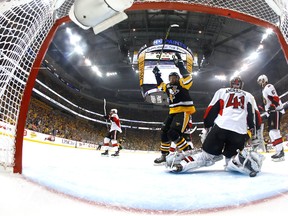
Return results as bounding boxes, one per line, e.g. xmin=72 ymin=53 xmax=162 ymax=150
xmin=0 ymin=0 xmax=56 ymax=169
xmin=0 ymin=0 xmax=287 ymax=171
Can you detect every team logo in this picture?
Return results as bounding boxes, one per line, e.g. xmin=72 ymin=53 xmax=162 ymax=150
xmin=168 ymin=85 xmax=179 ymax=102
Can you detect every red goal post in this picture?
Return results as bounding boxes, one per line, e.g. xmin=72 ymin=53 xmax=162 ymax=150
xmin=0 ymin=0 xmax=287 ymax=174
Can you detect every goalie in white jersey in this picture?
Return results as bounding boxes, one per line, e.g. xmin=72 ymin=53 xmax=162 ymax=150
xmin=168 ymin=76 xmax=264 ymax=177
xmin=257 ymin=74 xmax=285 ymax=161
xmin=101 ymin=109 xmax=122 ymax=157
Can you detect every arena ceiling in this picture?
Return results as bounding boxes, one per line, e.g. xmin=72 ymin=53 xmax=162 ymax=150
xmin=41 ymin=8 xmax=288 ymax=112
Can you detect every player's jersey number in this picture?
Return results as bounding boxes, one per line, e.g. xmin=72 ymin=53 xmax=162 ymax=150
xmin=226 ymin=93 xmax=245 ymax=109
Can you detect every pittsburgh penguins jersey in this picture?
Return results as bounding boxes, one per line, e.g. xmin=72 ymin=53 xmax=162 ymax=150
xmin=157 ymin=74 xmax=196 ymax=115
xmin=262 ymin=83 xmax=285 ymax=114
xmin=109 ymin=113 xmax=122 ymax=133
xmin=203 ymin=87 xmax=254 ymax=134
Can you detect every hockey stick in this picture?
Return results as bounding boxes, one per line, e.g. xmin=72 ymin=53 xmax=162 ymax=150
xmin=103 ymin=98 xmax=109 ymax=130
xmin=157 ymin=24 xmax=179 ymax=65
xmin=185 ymin=126 xmax=198 ymax=134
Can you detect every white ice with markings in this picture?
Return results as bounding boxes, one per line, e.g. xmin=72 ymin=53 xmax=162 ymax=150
xmin=1 ymin=140 xmax=288 ymax=216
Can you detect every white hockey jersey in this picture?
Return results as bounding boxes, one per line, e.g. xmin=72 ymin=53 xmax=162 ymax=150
xmin=109 ymin=113 xmax=122 ymax=133
xmin=262 ymin=84 xmax=285 ymax=114
xmin=203 ymin=87 xmax=254 ymax=134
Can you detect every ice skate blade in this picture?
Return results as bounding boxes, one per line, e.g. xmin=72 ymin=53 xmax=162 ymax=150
xmin=272 ymin=157 xmax=285 ymax=162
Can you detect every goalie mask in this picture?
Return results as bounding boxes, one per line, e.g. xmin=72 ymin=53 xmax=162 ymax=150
xmin=230 ymin=76 xmax=244 ymax=89
xmin=257 ymin=74 xmax=268 ymax=88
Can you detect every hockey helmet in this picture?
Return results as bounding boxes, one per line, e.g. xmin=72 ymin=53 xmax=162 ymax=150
xmin=110 ymin=109 xmax=117 ymax=114
xmin=169 ymin=72 xmax=179 ymax=78
xmin=257 ymin=74 xmax=268 ymax=88
xmin=230 ymin=76 xmax=244 ymax=89
xmin=169 ymin=72 xmax=180 ymax=84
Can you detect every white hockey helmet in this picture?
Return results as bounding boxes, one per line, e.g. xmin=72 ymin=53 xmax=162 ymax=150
xmin=257 ymin=74 xmax=268 ymax=87
xmin=110 ymin=109 xmax=118 ymax=114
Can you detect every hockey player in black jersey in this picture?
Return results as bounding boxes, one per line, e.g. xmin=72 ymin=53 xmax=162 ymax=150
xmin=152 ymin=53 xmax=196 ymax=165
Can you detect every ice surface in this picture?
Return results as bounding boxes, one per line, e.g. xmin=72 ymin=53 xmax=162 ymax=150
xmin=0 ymin=140 xmax=288 ymax=216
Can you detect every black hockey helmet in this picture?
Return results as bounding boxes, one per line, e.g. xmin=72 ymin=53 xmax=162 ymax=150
xmin=169 ymin=72 xmax=180 ymax=78
xmin=230 ymin=76 xmax=244 ymax=89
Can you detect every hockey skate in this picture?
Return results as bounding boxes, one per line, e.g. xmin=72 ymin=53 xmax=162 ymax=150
xmin=271 ymin=148 xmax=285 ymax=162
xmin=154 ymin=153 xmax=168 ymax=166
xmin=111 ymin=151 xmax=119 ymax=157
xmin=101 ymin=150 xmax=109 ymax=156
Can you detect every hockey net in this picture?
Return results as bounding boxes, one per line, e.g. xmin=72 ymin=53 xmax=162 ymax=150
xmin=0 ymin=0 xmax=287 ymax=173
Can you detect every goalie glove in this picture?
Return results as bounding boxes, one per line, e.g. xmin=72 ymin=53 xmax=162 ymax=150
xmin=173 ymin=53 xmax=184 ymax=68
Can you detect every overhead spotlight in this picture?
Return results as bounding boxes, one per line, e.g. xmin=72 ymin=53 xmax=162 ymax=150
xmin=69 ymin=0 xmax=133 ymax=34
xmin=248 ymin=51 xmax=259 ymax=60
xmin=74 ymin=45 xmax=83 ymax=55
xmin=91 ymin=65 xmax=102 ymax=77
xmin=240 ymin=63 xmax=248 ymax=72
xmin=69 ymin=34 xmax=81 ymax=44
xmin=215 ymin=75 xmax=226 ymax=81
xmin=106 ymin=72 xmax=118 ymax=77
xmin=84 ymin=58 xmax=92 ymax=66
xmin=257 ymin=44 xmax=264 ymax=51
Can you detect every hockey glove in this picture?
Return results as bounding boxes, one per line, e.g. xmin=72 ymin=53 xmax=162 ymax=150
xmin=103 ymin=115 xmax=109 ymax=120
xmin=152 ymin=66 xmax=161 ymax=76
xmin=268 ymin=104 xmax=276 ymax=113
xmin=173 ymin=53 xmax=184 ymax=68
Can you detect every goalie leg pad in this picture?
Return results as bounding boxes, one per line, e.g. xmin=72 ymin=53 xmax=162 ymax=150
xmin=226 ymin=149 xmax=264 ymax=177
xmin=170 ymin=151 xmax=223 ymax=173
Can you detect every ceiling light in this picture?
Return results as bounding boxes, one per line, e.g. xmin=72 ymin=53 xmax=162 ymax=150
xmin=66 ymin=27 xmax=72 ymax=35
xmin=240 ymin=63 xmax=248 ymax=72
xmin=248 ymin=51 xmax=259 ymax=60
xmin=106 ymin=72 xmax=117 ymax=76
xmin=265 ymin=28 xmax=273 ymax=35
xmin=257 ymin=44 xmax=264 ymax=51
xmin=91 ymin=66 xmax=103 ymax=77
xmin=96 ymin=71 xmax=103 ymax=77
xmin=70 ymin=34 xmax=81 ymax=44
xmin=74 ymin=45 xmax=83 ymax=55
xmin=91 ymin=65 xmax=98 ymax=71
xmin=84 ymin=58 xmax=92 ymax=66
xmin=215 ymin=75 xmax=226 ymax=81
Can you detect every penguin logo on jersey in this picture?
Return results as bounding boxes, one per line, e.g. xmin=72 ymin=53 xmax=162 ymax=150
xmin=168 ymin=85 xmax=180 ymax=102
